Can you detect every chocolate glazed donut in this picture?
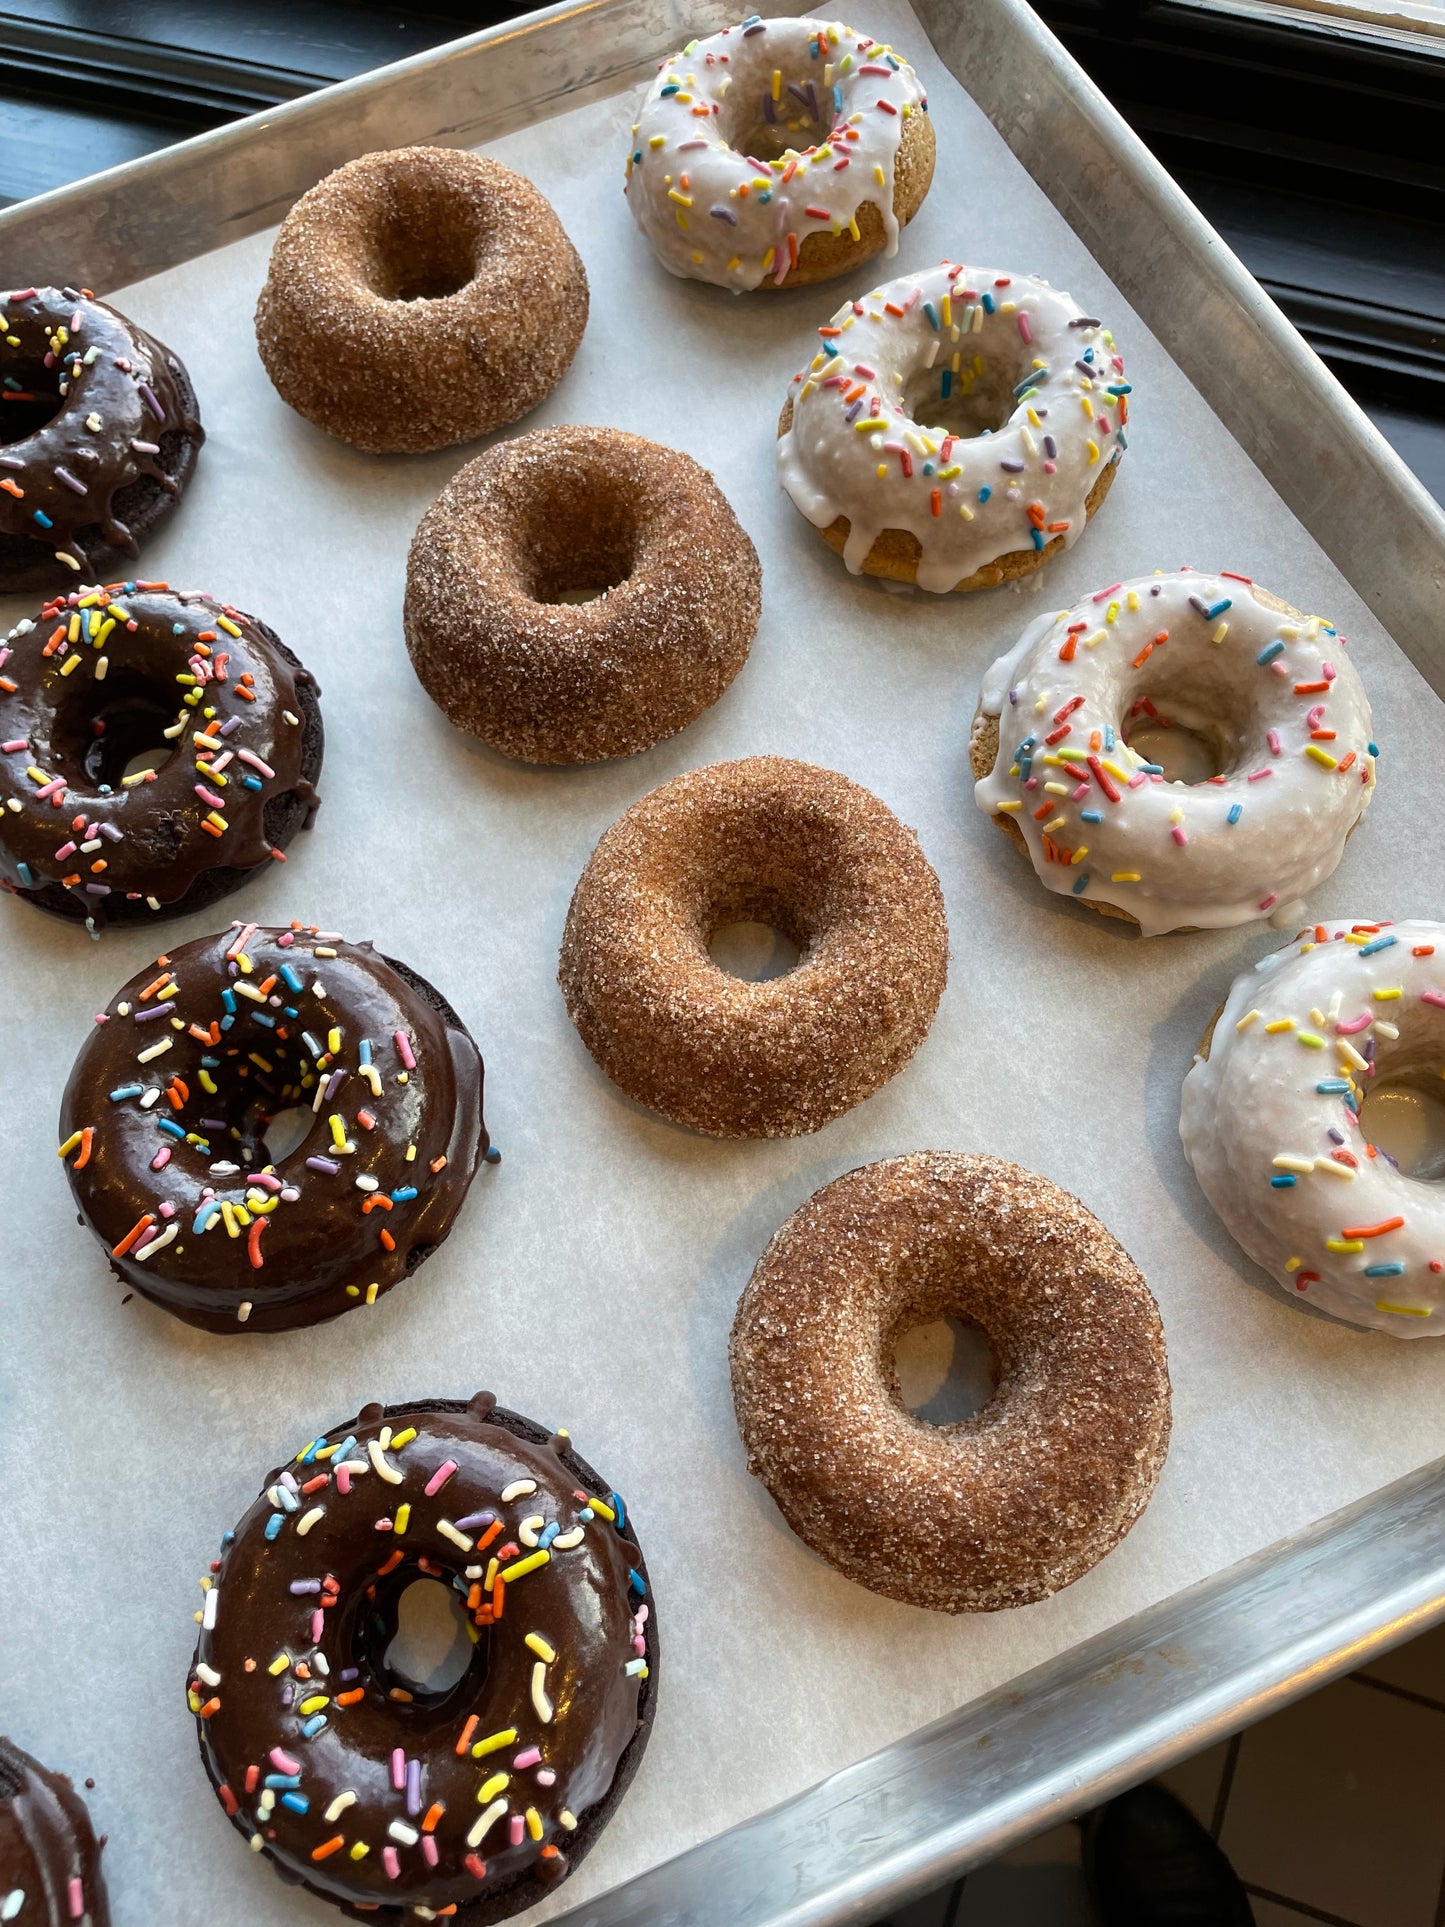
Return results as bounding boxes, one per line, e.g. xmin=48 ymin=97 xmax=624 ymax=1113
xmin=189 ymin=1394 xmax=656 ymax=1926
xmin=0 ymin=585 xmax=322 ymax=929
xmin=0 ymin=286 xmax=203 ymax=593
xmin=0 ymin=1738 xmax=110 ymax=1926
xmin=59 ymin=922 xmax=490 ymax=1333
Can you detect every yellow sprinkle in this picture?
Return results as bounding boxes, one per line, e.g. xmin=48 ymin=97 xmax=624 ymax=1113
xmin=391 ymin=1427 xmax=417 ymax=1448
xmin=994 ymin=800 xmax=1022 ymax=813
xmin=216 ymin=615 xmax=242 ymax=638
xmin=587 ymin=1496 xmax=617 ymax=1522
xmin=1326 ymin=1238 xmax=1365 ymax=1254
xmin=1285 ymin=1257 xmax=1302 ymax=1272
xmin=1212 ymin=621 xmax=1229 ymax=644
xmin=1110 ymin=872 xmax=1141 ymax=884
xmin=477 ymin=1774 xmax=509 ymax=1804
xmin=471 ymin=1728 xmax=518 ymax=1759
xmin=854 ymin=417 xmax=889 ymax=433
xmin=1376 ymin=1301 xmax=1432 ymax=1317
xmin=499 ymin=1550 xmax=550 ymax=1584
xmin=394 ymin=1503 xmax=410 ymax=1535
xmin=268 ymin=1653 xmax=291 ymax=1676
xmin=525 ymin=1807 xmax=544 ymax=1841
xmin=298 ymin=1695 xmax=329 ymax=1715
xmin=1272 ymin=1155 xmax=1314 ymax=1174
xmin=1313 ymin=1157 xmax=1355 ymax=1180
xmin=525 ymin=1633 xmax=557 ymax=1663
xmin=1264 ymin=1019 xmax=1296 ymax=1034
xmin=1071 ymin=846 xmax=1089 ymax=865
xmin=349 ymin=1843 xmax=369 ymax=1862
xmin=59 ymin=651 xmax=81 ymax=676
xmin=1373 ymin=987 xmax=1402 ymax=1001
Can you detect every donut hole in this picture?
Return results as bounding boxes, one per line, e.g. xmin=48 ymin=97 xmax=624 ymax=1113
xmin=903 ymin=360 xmax=1022 ymax=441
xmin=363 ymin=187 xmax=481 ymax=303
xmin=891 ymin=1314 xmax=996 ymax=1425
xmin=516 ymin=493 xmax=637 ymax=605
xmin=1359 ymin=1077 xmax=1445 ymax=1182
xmin=354 ymin=1565 xmax=487 ymax=1707
xmin=257 ymin=1103 xmax=315 ymax=1165
xmin=200 ymin=1045 xmax=317 ymax=1170
xmin=48 ymin=665 xmax=179 ymax=790
xmin=1120 ymin=674 xmax=1253 ymax=785
xmin=0 ymin=357 xmax=64 ymax=443
xmin=724 ymin=72 xmax=832 ymax=167
xmin=708 ymin=919 xmax=803 ymax=982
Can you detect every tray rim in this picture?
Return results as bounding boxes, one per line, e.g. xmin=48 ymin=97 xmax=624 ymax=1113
xmin=3 ymin=1 xmax=1443 ymax=1920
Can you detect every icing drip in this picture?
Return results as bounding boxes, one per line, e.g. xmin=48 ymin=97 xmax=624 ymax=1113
xmin=973 ymin=570 xmax=1377 ymax=935
xmin=625 ymin=16 xmax=925 ymax=290
xmin=777 ymin=265 xmax=1128 ymax=590
xmin=1181 ymin=919 xmax=1445 ymax=1337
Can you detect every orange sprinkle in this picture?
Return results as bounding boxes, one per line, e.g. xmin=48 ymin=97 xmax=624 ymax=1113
xmin=455 ymin=1715 xmax=479 ymax=1756
xmin=1340 ymin=1216 xmax=1405 ymax=1239
xmin=311 ymin=1837 xmax=345 ymax=1862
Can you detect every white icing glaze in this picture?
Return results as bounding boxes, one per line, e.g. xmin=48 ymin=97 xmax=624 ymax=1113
xmin=973 ymin=570 xmax=1377 ymax=936
xmin=625 ymin=16 xmax=926 ymax=292
xmin=1181 ymin=920 xmax=1445 ymax=1338
xmin=776 ymin=265 xmax=1128 ymax=591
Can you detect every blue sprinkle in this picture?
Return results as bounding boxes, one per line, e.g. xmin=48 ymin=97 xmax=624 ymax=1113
xmin=280 ymin=1791 xmax=310 ymax=1813
xmin=1206 ymin=598 xmax=1233 ymax=620
xmin=263 ymin=1772 xmax=300 ymax=1788
xmin=1364 ymin=1262 xmax=1406 ymax=1277
xmin=1256 ymin=640 xmax=1285 ymax=665
xmin=250 ymin=1010 xmax=276 ymax=1028
xmin=1031 ymin=530 xmax=1045 ymax=551
xmin=301 ymin=1715 xmax=328 ymax=1739
xmin=660 ymin=83 xmax=679 ymax=95
xmin=940 ymin=370 xmax=952 ymax=399
xmin=298 ymin=1437 xmax=327 ymax=1466
xmin=1270 ymin=1174 xmax=1297 ymax=1188
xmin=982 ymin=292 xmax=995 ymax=313
xmin=821 ymin=339 xmax=838 ymax=357
xmin=280 ymin=964 xmax=304 ymax=993
xmin=242 ymin=775 xmax=262 ymax=791
xmin=32 ymin=509 xmax=52 ymax=528
xmin=390 ymin=1186 xmax=418 ymax=1202
xmin=611 ymin=1492 xmax=627 ymax=1530
xmin=1368 ymin=742 xmax=1379 ymax=757
xmin=200 ymin=1054 xmax=219 ymax=1067
xmin=193 ymin=1199 xmax=223 ymax=1234
xmin=538 ymin=1521 xmax=561 ymax=1549
xmin=264 ymin=1514 xmax=284 ymax=1541
xmin=978 ymin=486 xmax=992 ymax=503
xmin=1104 ymin=726 xmax=1115 ymax=751
xmin=16 ymin=861 xmax=34 ymax=886
xmin=1072 ymin=874 xmax=1090 ymax=896
xmin=1358 ymin=934 xmax=1397 ymax=956
xmin=221 ymin=987 xmax=236 ymax=1012
xmin=156 ymin=1118 xmax=185 ymax=1139
xmin=219 ymin=1012 xmax=235 ymax=1032
xmin=628 ymin=1567 xmax=645 ymax=1596
xmin=1227 ymin=804 xmax=1243 ymax=825
xmin=923 ymin=300 xmax=940 ymax=331
xmin=108 ymin=1083 xmax=144 ymax=1102
xmin=1081 ymin=810 xmax=1103 ymax=824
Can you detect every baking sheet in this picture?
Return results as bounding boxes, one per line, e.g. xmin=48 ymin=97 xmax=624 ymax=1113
xmin=3 ymin=4 xmax=1444 ymax=1920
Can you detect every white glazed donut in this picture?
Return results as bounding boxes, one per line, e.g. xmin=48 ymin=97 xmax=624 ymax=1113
xmin=776 ymin=265 xmax=1129 ymax=590
xmin=1181 ymin=920 xmax=1445 ymax=1338
xmin=625 ymin=16 xmax=930 ymax=291
xmin=972 ymin=570 xmax=1377 ymax=935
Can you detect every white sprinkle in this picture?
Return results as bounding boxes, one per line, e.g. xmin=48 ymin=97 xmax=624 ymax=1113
xmin=296 ymin=1506 xmax=325 ymax=1536
xmin=467 ymin=1799 xmax=509 ymax=1850
xmin=437 ymin=1520 xmax=473 ymax=1552
xmin=501 ymin=1480 xmax=537 ymax=1503
xmin=368 ymin=1438 xmax=403 ymax=1485
xmin=324 ymin=1790 xmax=357 ymax=1823
xmin=203 ymin=1587 xmax=218 ymax=1630
xmin=195 ymin=1662 xmax=221 ymax=1686
xmin=387 ymin=1820 xmax=419 ymax=1846
xmin=531 ymin=1660 xmax=554 ymax=1724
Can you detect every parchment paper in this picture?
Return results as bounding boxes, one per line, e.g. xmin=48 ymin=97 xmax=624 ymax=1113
xmin=4 ymin=6 xmax=1444 ymax=1921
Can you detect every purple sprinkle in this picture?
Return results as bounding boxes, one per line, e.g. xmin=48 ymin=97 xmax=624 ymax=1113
xmin=324 ymin=1068 xmax=347 ymax=1100
xmin=140 ymin=382 xmax=165 ymax=421
xmin=1068 ymin=316 xmax=1101 ymax=328
xmin=1042 ymin=435 xmax=1057 ymax=458
xmin=1075 ymin=360 xmax=1095 ymax=376
xmin=200 ymin=1116 xmax=227 ymax=1130
xmin=844 ymin=398 xmax=863 ymax=424
xmin=1327 ymin=1127 xmax=1345 ymax=1144
xmin=0 ymin=455 xmax=23 ymax=469
xmin=999 ymin=458 xmax=1025 ymax=473
xmin=219 ymin=715 xmax=241 ymax=736
xmin=98 ymin=821 xmax=123 ymax=841
xmin=133 ymin=1003 xmax=171 ymax=1023
xmin=406 ymin=1758 xmax=421 ymax=1816
xmin=1189 ymin=594 xmax=1209 ymax=616
xmin=1150 ymin=583 xmax=1162 ymax=595
xmin=289 ymin=1580 xmax=321 ymax=1595
xmin=306 ymin=1155 xmax=341 ymax=1175
xmin=787 ymin=81 xmax=810 ymax=108
xmin=709 ymin=204 xmax=739 ymax=224
xmin=54 ymin=466 xmax=88 ymax=495
xmin=453 ymin=1509 xmax=496 ymax=1532
xmin=762 ymin=92 xmax=776 ymax=122
xmin=84 ymin=882 xmax=110 ymax=895
xmin=339 ymin=1668 xmax=359 ymax=1682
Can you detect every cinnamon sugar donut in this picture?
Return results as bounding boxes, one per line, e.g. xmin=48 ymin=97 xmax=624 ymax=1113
xmin=730 ymin=1154 xmax=1172 ymax=1611
xmin=558 ymin=756 xmax=947 ymax=1137
xmin=404 ymin=426 xmax=761 ymax=763
xmin=255 ymin=147 xmax=588 ymax=455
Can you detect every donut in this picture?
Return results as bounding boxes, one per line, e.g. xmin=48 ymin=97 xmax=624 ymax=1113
xmin=1182 ymin=919 xmax=1445 ymax=1337
xmin=58 ymin=921 xmax=490 ymax=1333
xmin=971 ymin=570 xmax=1377 ymax=935
xmin=255 ymin=148 xmax=588 ymax=455
xmin=777 ymin=266 xmax=1126 ymax=590
xmin=0 ymin=285 xmax=203 ymax=594
xmin=404 ymin=426 xmax=761 ymax=764
xmin=0 ymin=1739 xmax=109 ymax=1927
xmin=626 ymin=16 xmax=933 ymax=292
xmin=189 ymin=1392 xmax=655 ymax=1924
xmin=0 ymin=583 xmax=322 ymax=930
xmin=729 ymin=1154 xmax=1172 ymax=1611
xmin=559 ymin=755 xmax=947 ymax=1137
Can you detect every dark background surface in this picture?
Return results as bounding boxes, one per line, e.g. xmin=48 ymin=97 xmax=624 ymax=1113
xmin=0 ymin=0 xmax=1441 ymax=501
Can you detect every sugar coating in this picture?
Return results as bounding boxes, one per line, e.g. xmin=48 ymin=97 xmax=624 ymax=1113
xmin=730 ymin=1153 xmax=1172 ymax=1611
xmin=558 ymin=756 xmax=948 ymax=1138
xmin=404 ymin=426 xmax=761 ymax=764
xmin=255 ymin=146 xmax=588 ymax=454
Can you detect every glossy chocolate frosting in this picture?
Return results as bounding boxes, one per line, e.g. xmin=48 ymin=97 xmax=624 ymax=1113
xmin=0 ymin=286 xmax=202 ymax=590
xmin=0 ymin=586 xmax=321 ymax=928
xmin=59 ymin=923 xmax=489 ymax=1332
xmin=0 ymin=1739 xmax=110 ymax=1927
xmin=189 ymin=1395 xmax=655 ymax=1924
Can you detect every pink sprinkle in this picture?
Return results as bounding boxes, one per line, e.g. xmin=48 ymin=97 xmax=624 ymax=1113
xmin=391 ymin=1747 xmax=406 ymax=1789
xmin=509 ymin=1815 xmax=526 ymax=1846
xmin=237 ymin=748 xmax=275 ymax=778
xmin=1071 ymin=783 xmax=1090 ymax=801
xmin=195 ymin=784 xmax=226 ymax=810
xmin=383 ymin=1846 xmax=400 ymax=1881
xmin=422 ymin=1835 xmax=439 ymax=1867
xmin=1336 ymin=1013 xmax=1373 ymax=1032
xmin=513 ymin=1747 xmax=541 ymax=1769
xmin=310 ymin=1609 xmax=324 ymax=1643
xmin=158 ymin=1199 xmax=176 ymax=1218
xmin=277 ymin=930 xmax=294 ymax=946
xmin=1267 ymin=729 xmax=1282 ymax=755
xmin=337 ymin=1464 xmax=352 ymax=1494
xmin=394 ymin=1029 xmax=416 ymax=1070
xmin=1092 ymin=582 xmax=1123 ymax=603
xmin=2 ymin=738 xmax=26 ymax=752
xmin=1323 ymin=662 xmax=1337 ymax=680
xmin=68 ymin=1877 xmax=84 ymax=1920
xmin=1258 ymin=893 xmax=1278 ymax=911
xmin=1018 ymin=311 xmax=1033 ymax=343
xmin=1248 ymin=768 xmax=1273 ymax=783
xmin=633 ymin=1634 xmax=646 ymax=1654
xmin=852 ymin=362 xmax=876 ymax=378
xmin=424 ymin=1459 xmax=458 ymax=1498
xmin=536 ymin=1768 xmax=557 ymax=1787
xmin=1171 ymin=827 xmax=1188 ymax=846
xmin=151 ymin=1147 xmax=171 ymax=1171
xmin=1270 ymin=660 xmax=1289 ymax=677
xmin=1306 ymin=705 xmax=1326 ymax=729
xmin=270 ymin=1747 xmax=301 ymax=1774
xmin=1422 ymin=991 xmax=1445 ymax=1010
xmin=1127 ymin=772 xmax=1147 ymax=790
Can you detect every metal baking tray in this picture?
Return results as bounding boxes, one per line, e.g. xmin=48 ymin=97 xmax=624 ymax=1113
xmin=3 ymin=3 xmax=1444 ymax=1924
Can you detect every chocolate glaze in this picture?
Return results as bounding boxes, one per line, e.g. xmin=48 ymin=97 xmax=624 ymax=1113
xmin=59 ymin=923 xmax=489 ymax=1333
xmin=0 ymin=587 xmax=322 ymax=929
xmin=190 ymin=1395 xmax=656 ymax=1924
xmin=0 ymin=1739 xmax=110 ymax=1927
xmin=0 ymin=286 xmax=203 ymax=592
